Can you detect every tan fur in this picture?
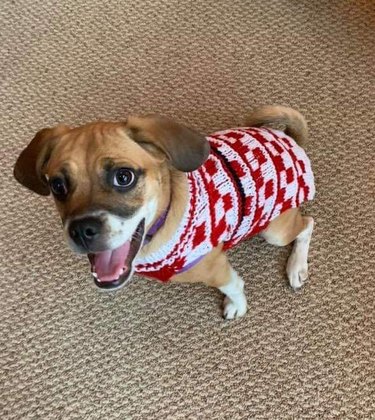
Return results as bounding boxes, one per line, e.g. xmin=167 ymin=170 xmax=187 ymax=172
xmin=260 ymin=208 xmax=307 ymax=247
xmin=139 ymin=169 xmax=188 ymax=256
xmin=14 ymin=106 xmax=314 ymax=319
xmin=245 ymin=105 xmax=308 ymax=145
xmin=14 ymin=124 xmax=72 ymax=195
xmin=126 ymin=114 xmax=210 ymax=172
xmin=171 ymin=209 xmax=308 ymax=288
xmin=45 ymin=122 xmax=164 ymax=223
xmin=171 ymin=244 xmax=232 ymax=288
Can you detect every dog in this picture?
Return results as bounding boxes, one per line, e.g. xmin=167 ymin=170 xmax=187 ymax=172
xmin=14 ymin=105 xmax=315 ymax=319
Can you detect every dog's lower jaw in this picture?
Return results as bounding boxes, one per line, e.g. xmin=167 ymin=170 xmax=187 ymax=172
xmin=91 ymin=199 xmax=164 ymax=291
xmin=90 ymin=218 xmax=146 ymax=289
xmin=93 ymin=268 xmax=137 ymax=292
xmin=88 ymin=266 xmax=137 ymax=292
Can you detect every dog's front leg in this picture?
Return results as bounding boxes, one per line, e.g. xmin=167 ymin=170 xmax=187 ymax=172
xmin=172 ymin=246 xmax=247 ymax=319
xmin=219 ymin=267 xmax=247 ymax=319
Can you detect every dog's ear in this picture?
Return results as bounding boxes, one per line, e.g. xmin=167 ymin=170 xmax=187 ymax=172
xmin=14 ymin=125 xmax=71 ymax=195
xmin=125 ymin=115 xmax=210 ymax=172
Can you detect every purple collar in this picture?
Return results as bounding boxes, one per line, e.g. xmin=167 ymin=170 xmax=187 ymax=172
xmin=144 ymin=206 xmax=170 ymax=244
xmin=142 ymin=204 xmax=205 ymax=274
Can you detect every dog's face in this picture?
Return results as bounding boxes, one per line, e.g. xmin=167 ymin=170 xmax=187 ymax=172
xmin=14 ymin=116 xmax=209 ymax=290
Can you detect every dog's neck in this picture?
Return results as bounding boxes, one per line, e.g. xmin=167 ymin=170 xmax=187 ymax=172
xmin=144 ymin=205 xmax=170 ymax=243
xmin=140 ymin=169 xmax=189 ymax=256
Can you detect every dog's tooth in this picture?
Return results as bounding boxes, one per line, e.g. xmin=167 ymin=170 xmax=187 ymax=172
xmin=92 ymin=272 xmax=98 ymax=278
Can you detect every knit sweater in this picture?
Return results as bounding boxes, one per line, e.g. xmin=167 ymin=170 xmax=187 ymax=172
xmin=135 ymin=127 xmax=315 ymax=281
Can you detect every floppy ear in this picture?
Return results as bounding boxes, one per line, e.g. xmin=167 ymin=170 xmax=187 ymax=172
xmin=125 ymin=115 xmax=210 ymax=172
xmin=14 ymin=125 xmax=71 ymax=195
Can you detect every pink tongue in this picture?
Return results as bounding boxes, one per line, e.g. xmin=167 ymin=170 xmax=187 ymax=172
xmin=93 ymin=241 xmax=131 ymax=282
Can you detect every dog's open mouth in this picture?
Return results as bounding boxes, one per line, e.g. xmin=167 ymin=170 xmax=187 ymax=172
xmin=88 ymin=219 xmax=145 ymax=289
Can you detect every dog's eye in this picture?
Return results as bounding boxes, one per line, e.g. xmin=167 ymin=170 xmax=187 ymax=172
xmin=50 ymin=177 xmax=68 ymax=198
xmin=113 ymin=168 xmax=136 ymax=189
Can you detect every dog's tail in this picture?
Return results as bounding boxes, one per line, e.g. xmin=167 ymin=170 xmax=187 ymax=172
xmin=245 ymin=105 xmax=308 ymax=145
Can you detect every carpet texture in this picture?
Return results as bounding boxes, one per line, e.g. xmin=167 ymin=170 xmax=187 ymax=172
xmin=1 ymin=0 xmax=374 ymax=418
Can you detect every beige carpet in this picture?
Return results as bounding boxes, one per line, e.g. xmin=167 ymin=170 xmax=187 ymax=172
xmin=1 ymin=0 xmax=374 ymax=418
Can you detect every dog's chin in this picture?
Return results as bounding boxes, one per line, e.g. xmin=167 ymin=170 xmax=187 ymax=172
xmin=88 ymin=219 xmax=145 ymax=290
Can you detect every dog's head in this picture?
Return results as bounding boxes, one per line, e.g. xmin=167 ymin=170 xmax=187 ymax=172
xmin=14 ymin=116 xmax=209 ymax=289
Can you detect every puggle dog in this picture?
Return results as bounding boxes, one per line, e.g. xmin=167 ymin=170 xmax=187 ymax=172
xmin=14 ymin=105 xmax=315 ymax=319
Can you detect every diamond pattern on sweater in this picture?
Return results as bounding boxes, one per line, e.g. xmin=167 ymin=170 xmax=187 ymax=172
xmin=136 ymin=127 xmax=315 ymax=281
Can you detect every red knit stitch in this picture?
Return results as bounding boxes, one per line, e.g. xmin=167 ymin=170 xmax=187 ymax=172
xmin=135 ymin=127 xmax=315 ymax=282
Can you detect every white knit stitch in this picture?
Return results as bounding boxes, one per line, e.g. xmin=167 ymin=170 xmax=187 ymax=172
xmin=136 ymin=127 xmax=315 ymax=281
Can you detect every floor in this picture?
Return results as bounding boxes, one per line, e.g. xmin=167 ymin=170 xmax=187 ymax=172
xmin=1 ymin=0 xmax=374 ymax=418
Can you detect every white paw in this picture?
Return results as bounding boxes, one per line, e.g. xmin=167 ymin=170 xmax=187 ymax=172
xmin=223 ymin=295 xmax=247 ymax=320
xmin=287 ymin=253 xmax=308 ymax=290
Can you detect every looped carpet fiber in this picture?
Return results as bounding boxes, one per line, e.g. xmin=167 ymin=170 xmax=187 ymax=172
xmin=1 ymin=0 xmax=374 ymax=418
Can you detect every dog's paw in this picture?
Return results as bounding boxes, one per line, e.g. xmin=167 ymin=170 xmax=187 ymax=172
xmin=223 ymin=295 xmax=247 ymax=320
xmin=287 ymin=216 xmax=313 ymax=290
xmin=287 ymin=253 xmax=308 ymax=290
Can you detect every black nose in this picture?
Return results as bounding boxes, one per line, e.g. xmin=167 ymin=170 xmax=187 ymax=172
xmin=69 ymin=217 xmax=103 ymax=248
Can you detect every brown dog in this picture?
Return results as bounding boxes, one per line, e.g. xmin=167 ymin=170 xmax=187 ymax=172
xmin=14 ymin=106 xmax=315 ymax=319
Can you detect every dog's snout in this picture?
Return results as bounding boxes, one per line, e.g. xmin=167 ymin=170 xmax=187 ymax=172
xmin=69 ymin=217 xmax=103 ymax=248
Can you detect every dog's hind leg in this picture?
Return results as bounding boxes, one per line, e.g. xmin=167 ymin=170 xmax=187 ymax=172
xmin=286 ymin=216 xmax=314 ymax=289
xmin=260 ymin=208 xmax=314 ymax=290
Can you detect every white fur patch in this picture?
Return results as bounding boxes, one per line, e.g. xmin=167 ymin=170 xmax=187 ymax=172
xmin=64 ymin=199 xmax=158 ymax=253
xmin=219 ymin=268 xmax=247 ymax=319
xmin=105 ymin=198 xmax=158 ymax=249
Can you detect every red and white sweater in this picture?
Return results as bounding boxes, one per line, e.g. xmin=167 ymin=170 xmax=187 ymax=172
xmin=136 ymin=127 xmax=315 ymax=281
